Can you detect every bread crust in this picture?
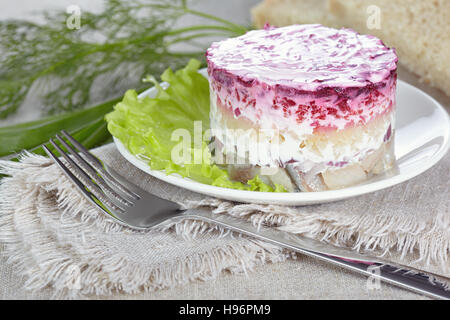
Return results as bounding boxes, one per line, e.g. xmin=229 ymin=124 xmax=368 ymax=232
xmin=251 ymin=0 xmax=450 ymax=96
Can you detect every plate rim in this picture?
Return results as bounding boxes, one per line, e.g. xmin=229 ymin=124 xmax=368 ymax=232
xmin=113 ymin=79 xmax=450 ymax=204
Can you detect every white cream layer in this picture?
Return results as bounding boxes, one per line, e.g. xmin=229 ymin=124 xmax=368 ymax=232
xmin=209 ymin=89 xmax=394 ymax=172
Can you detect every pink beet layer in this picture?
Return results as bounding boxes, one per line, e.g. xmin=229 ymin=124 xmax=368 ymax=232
xmin=206 ymin=24 xmax=398 ymax=132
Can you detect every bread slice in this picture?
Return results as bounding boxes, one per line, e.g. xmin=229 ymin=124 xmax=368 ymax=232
xmin=251 ymin=0 xmax=450 ymax=96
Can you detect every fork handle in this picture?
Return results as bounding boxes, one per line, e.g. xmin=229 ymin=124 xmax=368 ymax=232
xmin=183 ymin=207 xmax=450 ymax=300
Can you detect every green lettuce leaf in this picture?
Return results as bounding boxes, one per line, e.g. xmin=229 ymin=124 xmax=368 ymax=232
xmin=105 ymin=59 xmax=286 ymax=192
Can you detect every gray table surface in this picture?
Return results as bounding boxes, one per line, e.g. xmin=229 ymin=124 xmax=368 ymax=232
xmin=0 ymin=0 xmax=448 ymax=300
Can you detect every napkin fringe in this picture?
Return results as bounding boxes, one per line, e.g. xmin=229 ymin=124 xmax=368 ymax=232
xmin=188 ymin=199 xmax=449 ymax=272
xmin=0 ymin=154 xmax=288 ymax=298
xmin=0 ymin=152 xmax=448 ymax=298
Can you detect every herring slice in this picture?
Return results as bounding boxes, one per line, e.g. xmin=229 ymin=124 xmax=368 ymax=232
xmin=322 ymin=164 xmax=367 ymax=190
xmin=286 ymin=164 xmax=327 ymax=192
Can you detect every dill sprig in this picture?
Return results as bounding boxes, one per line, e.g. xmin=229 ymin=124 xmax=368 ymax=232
xmin=0 ymin=0 xmax=247 ymax=118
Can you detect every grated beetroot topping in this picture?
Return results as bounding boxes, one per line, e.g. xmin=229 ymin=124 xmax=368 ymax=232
xmin=206 ymin=24 xmax=397 ymax=91
xmin=206 ymin=24 xmax=397 ymax=131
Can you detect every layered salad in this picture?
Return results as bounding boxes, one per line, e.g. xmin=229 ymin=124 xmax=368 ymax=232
xmin=206 ymin=24 xmax=398 ymax=191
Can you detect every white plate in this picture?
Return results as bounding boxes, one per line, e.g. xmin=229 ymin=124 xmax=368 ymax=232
xmin=114 ymin=78 xmax=450 ymax=205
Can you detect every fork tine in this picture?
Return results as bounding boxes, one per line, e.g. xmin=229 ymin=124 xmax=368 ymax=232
xmin=48 ymin=139 xmax=127 ymax=212
xmin=60 ymin=130 xmax=104 ymax=167
xmin=42 ymin=145 xmax=124 ymax=217
xmin=55 ymin=134 xmax=134 ymax=206
xmin=60 ymin=130 xmax=139 ymax=200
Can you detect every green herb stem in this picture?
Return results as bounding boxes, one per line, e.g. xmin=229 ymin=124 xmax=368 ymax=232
xmin=0 ymin=96 xmax=120 ymax=157
xmin=0 ymin=0 xmax=250 ymax=159
xmin=183 ymin=8 xmax=248 ymax=35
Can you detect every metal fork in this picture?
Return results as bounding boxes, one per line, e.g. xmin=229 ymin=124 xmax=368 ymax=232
xmin=42 ymin=130 xmax=450 ymax=300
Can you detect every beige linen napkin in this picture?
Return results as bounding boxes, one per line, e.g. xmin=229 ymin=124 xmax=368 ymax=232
xmin=0 ymin=143 xmax=448 ymax=298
